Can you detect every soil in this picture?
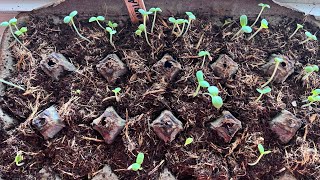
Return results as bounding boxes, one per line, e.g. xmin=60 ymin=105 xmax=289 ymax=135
xmin=0 ymin=13 xmax=320 ymax=180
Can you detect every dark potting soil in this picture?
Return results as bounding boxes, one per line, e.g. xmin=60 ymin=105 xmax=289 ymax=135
xmin=0 ymin=13 xmax=320 ymax=180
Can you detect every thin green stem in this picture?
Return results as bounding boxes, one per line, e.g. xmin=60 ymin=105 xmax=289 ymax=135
xmin=177 ymin=24 xmax=181 ymax=34
xmin=109 ymin=33 xmax=115 ymax=49
xmin=0 ymin=78 xmax=25 ymax=91
xmin=251 ymin=7 xmax=264 ymax=27
xmin=178 ymin=22 xmax=186 ymax=37
xmin=96 ymin=21 xmax=105 ymax=30
xmin=143 ymin=15 xmax=151 ymax=46
xmin=254 ymin=93 xmax=263 ymax=103
xmin=261 ymin=62 xmax=280 ymax=88
xmin=300 ymin=38 xmax=311 ymax=44
xmin=248 ymin=154 xmax=263 ymax=166
xmin=193 ymin=84 xmax=201 ymax=97
xmin=247 ymin=27 xmax=262 ymax=41
xmin=183 ymin=19 xmax=191 ymax=36
xmin=201 ymin=56 xmax=206 ymax=68
xmin=9 ymin=25 xmax=29 ymax=51
xmin=302 ymin=102 xmax=313 ymax=108
xmin=14 ymin=24 xmax=19 ymax=31
xmin=71 ymin=19 xmax=91 ymax=43
xmin=231 ymin=29 xmax=243 ymax=40
xmin=172 ymin=24 xmax=177 ymax=34
xmin=151 ymin=12 xmax=157 ymax=34
xmin=289 ymin=28 xmax=299 ymax=39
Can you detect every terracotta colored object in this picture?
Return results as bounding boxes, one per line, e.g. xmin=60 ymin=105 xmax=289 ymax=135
xmin=151 ymin=110 xmax=183 ymax=143
xmin=40 ymin=52 xmax=76 ymax=80
xmin=210 ymin=54 xmax=239 ymax=79
xmin=96 ymin=54 xmax=128 ymax=84
xmin=32 ymin=106 xmax=65 ymax=139
xmin=152 ymin=54 xmax=182 ymax=82
xmin=269 ymin=110 xmax=302 ymax=144
xmin=210 ymin=111 xmax=242 ymax=143
xmin=92 ymin=107 xmax=126 ymax=144
xmin=123 ymin=0 xmax=146 ymax=23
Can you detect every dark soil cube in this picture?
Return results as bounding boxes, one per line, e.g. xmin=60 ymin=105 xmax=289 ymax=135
xmin=210 ymin=54 xmax=239 ymax=79
xmin=262 ymin=54 xmax=294 ymax=83
xmin=152 ymin=54 xmax=182 ymax=82
xmin=32 ymin=106 xmax=65 ymax=139
xmin=40 ymin=52 xmax=76 ymax=80
xmin=210 ymin=111 xmax=242 ymax=143
xmin=96 ymin=54 xmax=128 ymax=84
xmin=269 ymin=110 xmax=302 ymax=144
xmin=92 ymin=107 xmax=126 ymax=144
xmin=151 ymin=110 xmax=183 ymax=143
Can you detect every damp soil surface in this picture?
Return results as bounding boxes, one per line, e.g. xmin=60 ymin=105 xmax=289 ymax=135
xmin=0 ymin=14 xmax=320 ymax=180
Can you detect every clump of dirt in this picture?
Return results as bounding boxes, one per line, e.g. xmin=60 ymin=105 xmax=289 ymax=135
xmin=0 ymin=13 xmax=319 ymax=180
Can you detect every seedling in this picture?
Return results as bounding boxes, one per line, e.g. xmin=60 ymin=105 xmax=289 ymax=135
xmin=89 ymin=16 xmax=105 ymax=30
xmin=204 ymin=86 xmax=223 ymax=109
xmin=231 ymin=15 xmax=252 ymax=40
xmin=302 ymin=89 xmax=320 ymax=108
xmin=184 ymin=137 xmax=193 ymax=146
xmin=302 ymin=65 xmax=319 ymax=80
xmin=169 ymin=17 xmax=178 ymax=35
xmin=254 ymin=86 xmax=271 ymax=103
xmin=248 ymin=144 xmax=271 ymax=166
xmin=64 ymin=10 xmax=91 ymax=43
xmin=177 ymin=19 xmax=188 ymax=37
xmin=251 ymin=3 xmax=270 ymax=27
xmin=248 ymin=19 xmax=269 ymax=41
xmin=289 ymin=24 xmax=303 ymax=39
xmin=183 ymin=12 xmax=196 ymax=36
xmin=0 ymin=78 xmax=25 ymax=91
xmin=73 ymin=89 xmax=81 ymax=95
xmin=14 ymin=151 xmax=24 ymax=166
xmin=106 ymin=27 xmax=117 ymax=48
xmin=127 ymin=152 xmax=144 ymax=171
xmin=138 ymin=9 xmax=152 ymax=46
xmin=112 ymin=87 xmax=121 ymax=102
xmin=261 ymin=57 xmax=283 ymax=88
xmin=198 ymin=51 xmax=210 ymax=68
xmin=300 ymin=31 xmax=317 ymax=44
xmin=193 ymin=70 xmax=210 ymax=97
xmin=108 ymin=21 xmax=118 ymax=30
xmin=149 ymin=7 xmax=162 ymax=33
xmin=0 ymin=18 xmax=29 ymax=51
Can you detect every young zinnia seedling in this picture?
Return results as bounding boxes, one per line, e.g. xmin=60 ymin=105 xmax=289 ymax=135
xmin=138 ymin=9 xmax=152 ymax=46
xmin=127 ymin=152 xmax=144 ymax=171
xmin=64 ymin=10 xmax=91 ymax=43
xmin=248 ymin=144 xmax=271 ymax=166
xmin=254 ymin=86 xmax=271 ymax=103
xmin=106 ymin=27 xmax=117 ymax=48
xmin=302 ymin=65 xmax=319 ymax=80
xmin=261 ymin=57 xmax=283 ymax=88
xmin=112 ymin=87 xmax=121 ymax=102
xmin=289 ymin=24 xmax=303 ymax=39
xmin=108 ymin=21 xmax=118 ymax=30
xmin=251 ymin=3 xmax=270 ymax=27
xmin=300 ymin=31 xmax=317 ymax=44
xmin=149 ymin=7 xmax=162 ymax=34
xmin=248 ymin=19 xmax=268 ymax=41
xmin=231 ymin=15 xmax=252 ymax=40
xmin=14 ymin=151 xmax=24 ymax=166
xmin=184 ymin=137 xmax=193 ymax=146
xmin=198 ymin=51 xmax=210 ymax=68
xmin=177 ymin=19 xmax=188 ymax=37
xmin=302 ymin=89 xmax=320 ymax=108
xmin=193 ymin=70 xmax=210 ymax=97
xmin=183 ymin=12 xmax=196 ymax=36
xmin=89 ymin=16 xmax=105 ymax=30
xmin=204 ymin=86 xmax=223 ymax=109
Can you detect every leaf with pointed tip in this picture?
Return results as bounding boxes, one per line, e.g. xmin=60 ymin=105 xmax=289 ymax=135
xmin=19 ymin=27 xmax=27 ymax=33
xmin=261 ymin=19 xmax=268 ymax=29
xmin=240 ymin=15 xmax=248 ymax=27
xmin=63 ymin=16 xmax=72 ymax=24
xmin=9 ymin=18 xmax=17 ymax=25
xmin=198 ymin=51 xmax=210 ymax=57
xmin=257 ymin=86 xmax=271 ymax=94
xmin=136 ymin=153 xmax=144 ymax=165
xmin=242 ymin=26 xmax=252 ymax=33
xmin=196 ymin=71 xmax=204 ymax=82
xmin=89 ymin=17 xmax=97 ymax=22
xmin=169 ymin=17 xmax=176 ymax=23
xmin=211 ymin=96 xmax=223 ymax=109
xmin=14 ymin=30 xmax=23 ymax=36
xmin=69 ymin=10 xmax=78 ymax=18
xmin=0 ymin=21 xmax=9 ymax=27
xmin=96 ymin=16 xmax=105 ymax=21
xmin=199 ymin=81 xmax=210 ymax=88
xmin=208 ymin=86 xmax=219 ymax=96
xmin=184 ymin=137 xmax=193 ymax=146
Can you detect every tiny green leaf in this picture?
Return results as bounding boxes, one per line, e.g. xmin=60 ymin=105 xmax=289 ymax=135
xmin=96 ymin=16 xmax=105 ymax=21
xmin=186 ymin=12 xmax=196 ymax=20
xmin=258 ymin=3 xmax=270 ymax=8
xmin=19 ymin=27 xmax=27 ymax=33
xmin=69 ymin=10 xmax=78 ymax=18
xmin=240 ymin=15 xmax=248 ymax=27
xmin=138 ymin=24 xmax=145 ymax=31
xmin=176 ymin=19 xmax=185 ymax=24
xmin=149 ymin=7 xmax=162 ymax=12
xmin=89 ymin=17 xmax=97 ymax=22
xmin=63 ymin=16 xmax=72 ymax=24
xmin=312 ymin=65 xmax=319 ymax=72
xmin=297 ymin=24 xmax=303 ymax=29
xmin=312 ymin=89 xmax=320 ymax=96
xmin=110 ymin=30 xmax=117 ymax=35
xmin=311 ymin=35 xmax=317 ymax=41
xmin=211 ymin=96 xmax=223 ymax=109
xmin=9 ymin=18 xmax=17 ymax=25
xmin=305 ymin=31 xmax=312 ymax=38
xmin=314 ymin=96 xmax=320 ymax=101
xmin=135 ymin=29 xmax=142 ymax=36
xmin=108 ymin=21 xmax=118 ymax=28
xmin=199 ymin=81 xmax=210 ymax=88
xmin=14 ymin=151 xmax=24 ymax=166
xmin=196 ymin=71 xmax=204 ymax=82
xmin=184 ymin=137 xmax=193 ymax=146
xmin=136 ymin=153 xmax=144 ymax=165
xmin=258 ymin=144 xmax=265 ymax=154
xmin=305 ymin=66 xmax=314 ymax=73
xmin=169 ymin=17 xmax=177 ymax=23
xmin=0 ymin=21 xmax=9 ymax=27
xmin=308 ymin=95 xmax=315 ymax=102
xmin=274 ymin=57 xmax=283 ymax=63
xmin=112 ymin=87 xmax=121 ymax=93
xmin=257 ymin=87 xmax=271 ymax=94
xmin=208 ymin=86 xmax=219 ymax=96
xmin=138 ymin=9 xmax=152 ymax=15
xmin=106 ymin=27 xmax=112 ymax=32
xmin=261 ymin=19 xmax=268 ymax=29
xmin=242 ymin=26 xmax=252 ymax=33
xmin=131 ymin=163 xmax=141 ymax=171
xmin=198 ymin=51 xmax=210 ymax=57
xmin=14 ymin=30 xmax=23 ymax=36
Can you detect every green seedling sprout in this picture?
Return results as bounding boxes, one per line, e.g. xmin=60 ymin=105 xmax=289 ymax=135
xmin=248 ymin=19 xmax=268 ymax=41
xmin=231 ymin=15 xmax=252 ymax=40
xmin=193 ymin=70 xmax=210 ymax=97
xmin=251 ymin=3 xmax=270 ymax=27
xmin=289 ymin=24 xmax=303 ymax=39
xmin=64 ymin=10 xmax=91 ymax=43
xmin=198 ymin=51 xmax=210 ymax=68
xmin=149 ymin=7 xmax=162 ymax=33
xmin=138 ymin=9 xmax=152 ymax=46
xmin=14 ymin=151 xmax=24 ymax=166
xmin=112 ymin=87 xmax=121 ymax=102
xmin=108 ymin=21 xmax=118 ymax=30
xmin=127 ymin=152 xmax=144 ymax=171
xmin=184 ymin=137 xmax=193 ymax=146
xmin=261 ymin=57 xmax=283 ymax=88
xmin=106 ymin=27 xmax=117 ymax=48
xmin=0 ymin=18 xmax=29 ymax=51
xmin=248 ymin=144 xmax=271 ymax=166
xmin=177 ymin=19 xmax=188 ymax=37
xmin=169 ymin=17 xmax=178 ymax=35
xmin=204 ymin=86 xmax=223 ymax=109
xmin=302 ymin=65 xmax=319 ymax=80
xmin=300 ymin=31 xmax=318 ymax=44
xmin=183 ymin=12 xmax=196 ymax=36
xmin=135 ymin=24 xmax=144 ymax=36
xmin=0 ymin=78 xmax=25 ymax=91
xmin=254 ymin=86 xmax=271 ymax=103
xmin=89 ymin=16 xmax=105 ymax=30
xmin=302 ymin=89 xmax=320 ymax=108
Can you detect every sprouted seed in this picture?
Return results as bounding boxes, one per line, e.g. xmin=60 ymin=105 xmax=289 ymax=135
xmin=138 ymin=9 xmax=152 ymax=46
xmin=14 ymin=151 xmax=24 ymax=166
xmin=203 ymin=86 xmax=223 ymax=109
xmin=149 ymin=7 xmax=162 ymax=34
xmin=88 ymin=16 xmax=105 ymax=30
xmin=108 ymin=21 xmax=118 ymax=30
xmin=184 ymin=12 xmax=196 ymax=36
xmin=251 ymin=3 xmax=270 ymax=27
xmin=261 ymin=57 xmax=283 ymax=88
xmin=64 ymin=10 xmax=91 ymax=43
xmin=300 ymin=31 xmax=318 ymax=44
xmin=193 ymin=70 xmax=210 ymax=97
xmin=106 ymin=27 xmax=117 ymax=48
xmin=184 ymin=137 xmax=193 ymax=146
xmin=302 ymin=65 xmax=318 ymax=80
xmin=231 ymin=15 xmax=252 ymax=40
xmin=198 ymin=50 xmax=210 ymax=68
xmin=248 ymin=19 xmax=269 ymax=41
xmin=302 ymin=89 xmax=320 ymax=108
xmin=127 ymin=152 xmax=144 ymax=171
xmin=289 ymin=24 xmax=303 ymax=39
xmin=112 ymin=87 xmax=121 ymax=102
xmin=248 ymin=144 xmax=271 ymax=166
xmin=254 ymin=86 xmax=271 ymax=103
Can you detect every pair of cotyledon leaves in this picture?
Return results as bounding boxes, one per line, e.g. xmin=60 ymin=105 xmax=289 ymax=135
xmin=0 ymin=18 xmax=28 ymax=36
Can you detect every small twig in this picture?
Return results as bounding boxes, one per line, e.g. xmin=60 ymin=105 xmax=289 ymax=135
xmin=148 ymin=160 xmax=165 ymax=175
xmin=81 ymin=136 xmax=104 ymax=142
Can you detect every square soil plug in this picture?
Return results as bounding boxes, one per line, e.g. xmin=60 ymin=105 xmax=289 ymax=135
xmin=40 ymin=52 xmax=76 ymax=80
xmin=151 ymin=110 xmax=183 ymax=143
xmin=269 ymin=110 xmax=302 ymax=144
xmin=210 ymin=54 xmax=239 ymax=79
xmin=210 ymin=111 xmax=242 ymax=143
xmin=92 ymin=107 xmax=126 ymax=144
xmin=152 ymin=54 xmax=182 ymax=82
xmin=96 ymin=54 xmax=128 ymax=84
xmin=32 ymin=106 xmax=65 ymax=139
xmin=262 ymin=55 xmax=294 ymax=83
